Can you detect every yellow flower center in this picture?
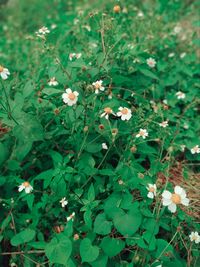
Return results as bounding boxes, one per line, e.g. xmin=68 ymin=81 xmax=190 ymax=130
xmin=104 ymin=107 xmax=112 ymax=114
xmin=140 ymin=131 xmax=145 ymax=136
xmin=0 ymin=66 xmax=4 ymax=72
xmin=121 ymin=108 xmax=128 ymax=115
xmin=94 ymin=82 xmax=101 ymax=89
xmin=23 ymin=181 xmax=30 ymax=187
xmin=171 ymin=193 xmax=181 ymax=204
xmin=68 ymin=92 xmax=76 ymax=100
xmin=149 ymin=187 xmax=155 ymax=192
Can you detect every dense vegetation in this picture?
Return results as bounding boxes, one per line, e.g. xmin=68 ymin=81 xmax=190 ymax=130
xmin=0 ymin=0 xmax=200 ymax=266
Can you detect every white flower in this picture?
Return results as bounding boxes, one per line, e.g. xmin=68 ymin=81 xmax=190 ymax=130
xmin=92 ymin=80 xmax=105 ymax=94
xmin=100 ymin=107 xmax=115 ymax=119
xmin=146 ymin=57 xmax=156 ymax=68
xmin=191 ymin=145 xmax=200 ymax=154
xmin=62 ymin=88 xmax=79 ymax=106
xmin=163 ymin=99 xmax=168 ymax=104
xmin=74 ymin=18 xmax=79 ymax=25
xmin=136 ymin=129 xmax=148 ymax=139
xmin=133 ymin=58 xmax=140 ymax=63
xmin=0 ymin=65 xmax=10 ymax=80
xmin=69 ymin=53 xmax=82 ymax=61
xmin=159 ymin=121 xmax=169 ymax=128
xmin=168 ymin=53 xmax=175 ymax=58
xmin=137 ymin=11 xmax=144 ymax=17
xmin=108 ymin=93 xmax=112 ymax=99
xmin=36 ymin=26 xmax=50 ymax=37
xmin=146 ymin=184 xmax=157 ymax=199
xmin=162 ymin=186 xmax=189 ymax=213
xmin=51 ymin=24 xmax=57 ymax=29
xmin=67 ymin=212 xmax=75 ymax=222
xmin=173 ymin=25 xmax=182 ymax=35
xmin=176 ymin=91 xmax=185 ymax=99
xmin=82 ymin=25 xmax=91 ymax=31
xmin=76 ymin=53 xmax=82 ymax=59
xmin=180 ymin=52 xmax=186 ymax=59
xmin=60 ymin=197 xmax=68 ymax=208
xmin=117 ymin=107 xmax=132 ymax=121
xmin=69 ymin=53 xmax=76 ymax=61
xmin=18 ymin=181 xmax=33 ymax=194
xmin=180 ymin=145 xmax=186 ymax=152
xmin=48 ymin=77 xmax=58 ymax=86
xmin=102 ymin=143 xmax=108 ymax=150
xmin=189 ymin=232 xmax=200 ymax=244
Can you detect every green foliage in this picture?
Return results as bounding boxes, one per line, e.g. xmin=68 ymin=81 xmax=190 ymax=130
xmin=0 ymin=0 xmax=199 ymax=266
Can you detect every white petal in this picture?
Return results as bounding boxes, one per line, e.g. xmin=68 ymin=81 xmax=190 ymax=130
xmin=162 ymin=198 xmax=172 ymax=206
xmin=162 ymin=190 xmax=172 ymax=199
xmin=1 ymin=72 xmax=8 ymax=80
xmin=181 ymin=197 xmax=189 ymax=206
xmin=168 ymin=203 xmax=177 ymax=213
xmin=147 ymin=192 xmax=154 ymax=199
xmin=18 ymin=185 xmax=25 ymax=192
xmin=66 ymin=88 xmax=72 ymax=94
xmin=74 ymin=91 xmax=79 ymax=96
xmin=174 ymin=186 xmax=183 ymax=195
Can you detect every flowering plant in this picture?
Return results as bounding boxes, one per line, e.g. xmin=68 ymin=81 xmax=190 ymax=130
xmin=0 ymin=0 xmax=199 ymax=267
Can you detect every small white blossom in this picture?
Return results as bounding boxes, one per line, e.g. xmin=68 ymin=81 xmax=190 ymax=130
xmin=159 ymin=121 xmax=169 ymax=128
xmin=48 ymin=77 xmax=58 ymax=86
xmin=92 ymin=80 xmax=105 ymax=94
xmin=180 ymin=52 xmax=186 ymax=59
xmin=189 ymin=232 xmax=200 ymax=244
xmin=36 ymin=26 xmax=50 ymax=37
xmin=117 ymin=107 xmax=132 ymax=121
xmin=137 ymin=11 xmax=144 ymax=17
xmin=100 ymin=107 xmax=115 ymax=119
xmin=180 ymin=145 xmax=186 ymax=152
xmin=118 ymin=179 xmax=124 ymax=185
xmin=191 ymin=145 xmax=200 ymax=154
xmin=173 ymin=25 xmax=182 ymax=35
xmin=146 ymin=57 xmax=156 ymax=68
xmin=168 ymin=53 xmax=175 ymax=58
xmin=162 ymin=186 xmax=189 ymax=213
xmin=146 ymin=184 xmax=157 ymax=199
xmin=102 ymin=143 xmax=108 ymax=150
xmin=0 ymin=65 xmax=10 ymax=80
xmin=136 ymin=129 xmax=148 ymax=139
xmin=67 ymin=212 xmax=75 ymax=222
xmin=82 ymin=25 xmax=91 ymax=31
xmin=18 ymin=181 xmax=33 ymax=194
xmin=176 ymin=91 xmax=186 ymax=99
xmin=51 ymin=24 xmax=57 ymax=29
xmin=60 ymin=197 xmax=68 ymax=208
xmin=62 ymin=88 xmax=79 ymax=106
xmin=74 ymin=18 xmax=79 ymax=25
xmin=69 ymin=53 xmax=82 ymax=61
xmin=133 ymin=58 xmax=140 ymax=63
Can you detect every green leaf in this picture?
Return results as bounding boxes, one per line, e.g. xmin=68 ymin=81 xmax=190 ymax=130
xmin=93 ymin=213 xmax=112 ymax=235
xmin=100 ymin=237 xmax=125 ymax=257
xmin=91 ymin=253 xmax=108 ymax=267
xmin=11 ymin=229 xmax=36 ymax=246
xmin=0 ymin=142 xmax=8 ymax=166
xmin=80 ymin=238 xmax=99 ymax=263
xmin=113 ymin=209 xmax=142 ymax=236
xmin=139 ymin=68 xmax=159 ymax=80
xmin=88 ymin=183 xmax=95 ymax=202
xmin=45 ymin=235 xmax=72 ymax=265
